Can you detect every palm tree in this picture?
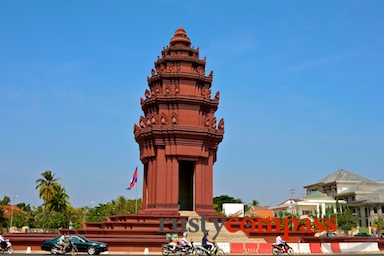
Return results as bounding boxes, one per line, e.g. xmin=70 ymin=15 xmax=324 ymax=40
xmin=46 ymin=185 xmax=70 ymax=213
xmin=252 ymin=199 xmax=260 ymax=206
xmin=35 ymin=170 xmax=62 ymax=203
xmin=373 ymin=215 xmax=384 ymax=237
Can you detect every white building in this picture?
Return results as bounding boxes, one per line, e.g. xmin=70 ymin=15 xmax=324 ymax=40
xmin=222 ymin=203 xmax=244 ymax=217
xmin=304 ymin=169 xmax=384 ymax=228
xmin=269 ymin=191 xmax=346 ymax=219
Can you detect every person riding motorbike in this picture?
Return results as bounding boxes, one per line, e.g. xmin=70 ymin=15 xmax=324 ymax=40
xmin=276 ymin=234 xmax=286 ymax=251
xmin=181 ymin=232 xmax=191 ymax=251
xmin=202 ymin=232 xmax=214 ymax=252
xmin=58 ymin=232 xmax=69 ymax=252
xmin=166 ymin=233 xmax=180 ymax=252
xmin=0 ymin=232 xmax=7 ymax=251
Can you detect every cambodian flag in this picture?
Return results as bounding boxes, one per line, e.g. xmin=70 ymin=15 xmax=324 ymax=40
xmin=127 ymin=166 xmax=138 ymax=190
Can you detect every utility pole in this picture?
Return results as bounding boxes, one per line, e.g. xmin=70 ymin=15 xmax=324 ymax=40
xmin=10 ymin=195 xmax=18 ymax=232
xmin=288 ymin=188 xmax=296 ymax=214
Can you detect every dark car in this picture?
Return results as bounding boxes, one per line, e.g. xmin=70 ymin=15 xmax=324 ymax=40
xmin=41 ymin=235 xmax=108 ymax=255
xmin=321 ymin=232 xmax=337 ymax=237
xmin=354 ymin=232 xmax=371 ymax=237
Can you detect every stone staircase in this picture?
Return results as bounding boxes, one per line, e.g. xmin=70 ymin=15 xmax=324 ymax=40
xmin=179 ymin=211 xmax=266 ymax=244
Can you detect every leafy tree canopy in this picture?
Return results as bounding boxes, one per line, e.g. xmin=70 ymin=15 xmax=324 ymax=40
xmin=213 ymin=195 xmax=244 ymax=213
xmin=0 ymin=196 xmax=11 ymax=205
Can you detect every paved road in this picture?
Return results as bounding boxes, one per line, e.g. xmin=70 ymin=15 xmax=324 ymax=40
xmin=8 ymin=253 xmax=384 ymax=256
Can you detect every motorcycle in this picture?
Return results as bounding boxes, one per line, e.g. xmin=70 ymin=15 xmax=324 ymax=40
xmin=162 ymin=240 xmax=199 ymax=255
xmin=195 ymin=242 xmax=225 ymax=255
xmin=161 ymin=241 xmax=188 ymax=255
xmin=272 ymin=242 xmax=294 ymax=256
xmin=184 ymin=242 xmax=199 ymax=255
xmin=0 ymin=240 xmax=14 ymax=254
xmin=51 ymin=240 xmax=78 ymax=256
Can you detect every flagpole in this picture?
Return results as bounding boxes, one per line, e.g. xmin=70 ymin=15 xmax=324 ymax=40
xmin=135 ymin=176 xmax=138 ymax=214
xmin=127 ymin=166 xmax=139 ymax=214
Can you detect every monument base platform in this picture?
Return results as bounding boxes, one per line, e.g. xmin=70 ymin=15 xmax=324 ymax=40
xmin=4 ymin=213 xmax=348 ymax=253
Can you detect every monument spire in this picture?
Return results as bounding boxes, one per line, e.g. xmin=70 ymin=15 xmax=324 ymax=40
xmin=134 ymin=27 xmax=224 ymax=216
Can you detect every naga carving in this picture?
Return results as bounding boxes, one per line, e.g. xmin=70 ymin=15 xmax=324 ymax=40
xmin=161 ymin=113 xmax=167 ymax=125
xmin=140 ymin=116 xmax=146 ymax=128
xmin=146 ymin=116 xmax=152 ymax=126
xmin=171 ymin=112 xmax=178 ymax=125
xmin=207 ymin=89 xmax=211 ymax=99
xmin=214 ymin=91 xmax=220 ymax=101
xmin=151 ymin=114 xmax=157 ymax=125
xmin=145 ymin=89 xmax=150 ymax=99
xmin=204 ymin=116 xmax=210 ymax=127
xmin=211 ymin=117 xmax=217 ymax=129
xmin=133 ymin=124 xmax=140 ymax=133
xmin=218 ymin=118 xmax=224 ymax=130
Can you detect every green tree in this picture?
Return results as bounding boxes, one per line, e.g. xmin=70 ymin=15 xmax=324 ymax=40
xmin=213 ymin=195 xmax=243 ymax=214
xmin=84 ymin=198 xmax=142 ymax=223
xmin=67 ymin=206 xmax=85 ymax=229
xmin=276 ymin=210 xmax=305 ymax=231
xmin=373 ymin=215 xmax=384 ymax=237
xmin=32 ymin=205 xmax=68 ymax=229
xmin=251 ymin=199 xmax=260 ymax=206
xmin=308 ymin=205 xmax=340 ymax=232
xmin=10 ymin=211 xmax=30 ymax=228
xmin=337 ymin=205 xmax=358 ymax=233
xmin=45 ymin=186 xmax=70 ymax=213
xmin=245 ymin=199 xmax=261 ymax=213
xmin=35 ymin=170 xmax=62 ymax=203
xmin=34 ymin=171 xmax=72 ymax=229
xmin=0 ymin=205 xmax=7 ymax=229
xmin=0 ymin=196 xmax=11 ymax=205
xmin=17 ymin=202 xmax=32 ymax=213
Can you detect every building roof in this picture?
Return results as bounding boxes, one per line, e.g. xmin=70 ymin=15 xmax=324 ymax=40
xmin=361 ymin=188 xmax=384 ymax=203
xmin=248 ymin=206 xmax=275 ymax=218
xmin=276 ymin=199 xmax=300 ymax=206
xmin=2 ymin=205 xmax=29 ymax=218
xmin=305 ymin=169 xmax=374 ymax=187
xmin=301 ymin=191 xmax=334 ymax=201
xmin=337 ymin=181 xmax=384 ymax=196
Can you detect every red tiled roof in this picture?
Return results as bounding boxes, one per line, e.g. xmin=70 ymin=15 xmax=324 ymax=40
xmin=276 ymin=199 xmax=300 ymax=206
xmin=2 ymin=205 xmax=29 ymax=218
xmin=248 ymin=206 xmax=275 ymax=218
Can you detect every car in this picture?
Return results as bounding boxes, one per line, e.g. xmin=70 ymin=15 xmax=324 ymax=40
xmin=354 ymin=232 xmax=371 ymax=237
xmin=41 ymin=234 xmax=108 ymax=255
xmin=321 ymin=232 xmax=337 ymax=237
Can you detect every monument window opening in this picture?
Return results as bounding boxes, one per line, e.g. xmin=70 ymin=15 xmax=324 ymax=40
xmin=178 ymin=161 xmax=194 ymax=211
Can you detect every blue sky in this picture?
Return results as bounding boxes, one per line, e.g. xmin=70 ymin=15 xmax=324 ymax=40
xmin=1 ymin=1 xmax=383 ymax=208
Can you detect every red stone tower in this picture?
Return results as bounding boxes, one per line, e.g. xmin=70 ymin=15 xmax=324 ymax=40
xmin=133 ymin=28 xmax=224 ymax=217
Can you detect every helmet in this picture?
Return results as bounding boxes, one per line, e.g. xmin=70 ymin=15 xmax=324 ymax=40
xmin=204 ymin=232 xmax=209 ymax=236
xmin=183 ymin=232 xmax=188 ymax=237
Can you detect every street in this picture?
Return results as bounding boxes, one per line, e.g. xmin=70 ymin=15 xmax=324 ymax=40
xmin=8 ymin=253 xmax=384 ymax=256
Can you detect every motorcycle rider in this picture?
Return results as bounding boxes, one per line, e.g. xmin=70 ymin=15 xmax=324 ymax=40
xmin=202 ymin=232 xmax=214 ymax=253
xmin=58 ymin=232 xmax=69 ymax=252
xmin=181 ymin=232 xmax=191 ymax=251
xmin=0 ymin=232 xmax=7 ymax=251
xmin=166 ymin=233 xmax=179 ymax=252
xmin=276 ymin=234 xmax=286 ymax=251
